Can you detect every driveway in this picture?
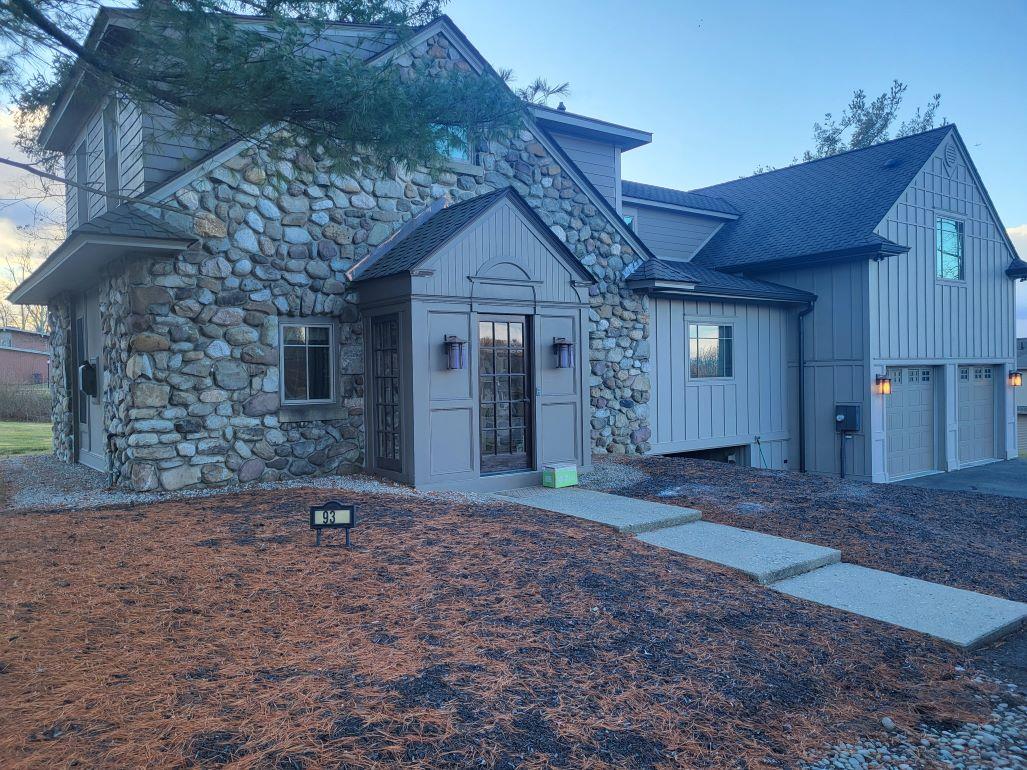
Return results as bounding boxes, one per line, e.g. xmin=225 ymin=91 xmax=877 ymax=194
xmin=898 ymin=458 xmax=1027 ymax=499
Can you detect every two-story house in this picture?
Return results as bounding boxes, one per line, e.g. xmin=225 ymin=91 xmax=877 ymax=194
xmin=10 ymin=9 xmax=1026 ymax=490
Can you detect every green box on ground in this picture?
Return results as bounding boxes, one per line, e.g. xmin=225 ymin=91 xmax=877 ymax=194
xmin=542 ymin=463 xmax=578 ymax=488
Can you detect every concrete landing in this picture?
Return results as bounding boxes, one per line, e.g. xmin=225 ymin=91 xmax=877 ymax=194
xmin=493 ymin=486 xmax=701 ymax=533
xmin=637 ymin=521 xmax=842 ymax=584
xmin=773 ymin=563 xmax=1027 ymax=649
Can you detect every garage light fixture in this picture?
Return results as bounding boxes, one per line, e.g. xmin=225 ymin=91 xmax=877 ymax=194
xmin=1012 ymin=371 xmax=1023 ymax=387
xmin=444 ymin=335 xmax=467 ymax=370
xmin=875 ymin=375 xmax=892 ymax=396
xmin=553 ymin=337 xmax=575 ymax=369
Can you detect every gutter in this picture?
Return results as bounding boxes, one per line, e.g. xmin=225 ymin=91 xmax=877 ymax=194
xmin=797 ymin=299 xmax=816 ymax=473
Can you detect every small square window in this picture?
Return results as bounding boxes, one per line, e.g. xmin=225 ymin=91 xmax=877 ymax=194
xmin=935 ymin=217 xmax=964 ymax=280
xmin=688 ymin=324 xmax=733 ymax=378
xmin=280 ymin=322 xmax=335 ymax=404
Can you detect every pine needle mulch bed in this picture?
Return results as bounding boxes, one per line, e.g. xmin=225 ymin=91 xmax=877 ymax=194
xmin=0 ymin=488 xmax=990 ymax=769
xmin=595 ymin=456 xmax=1027 ymax=604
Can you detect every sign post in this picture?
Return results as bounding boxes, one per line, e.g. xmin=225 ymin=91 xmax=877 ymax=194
xmin=309 ymin=500 xmax=356 ymax=547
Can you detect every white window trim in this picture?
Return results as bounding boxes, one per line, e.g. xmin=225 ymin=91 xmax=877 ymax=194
xmin=934 ymin=213 xmax=966 ymax=283
xmin=685 ymin=320 xmax=736 ymax=382
xmin=278 ymin=320 xmax=337 ymax=406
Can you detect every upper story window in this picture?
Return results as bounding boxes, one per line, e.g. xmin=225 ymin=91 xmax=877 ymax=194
xmin=935 ymin=216 xmax=964 ymax=281
xmin=75 ymin=140 xmax=89 ymax=226
xmin=280 ymin=322 xmax=335 ymax=404
xmin=435 ymin=125 xmax=473 ymax=164
xmin=102 ymin=100 xmax=120 ymax=201
xmin=688 ymin=323 xmax=733 ymax=379
xmin=622 ymin=211 xmax=637 ymax=231
xmin=0 ymin=331 xmax=12 ymax=348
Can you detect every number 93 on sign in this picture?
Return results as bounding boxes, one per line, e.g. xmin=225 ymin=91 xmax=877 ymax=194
xmin=309 ymin=501 xmax=355 ymax=547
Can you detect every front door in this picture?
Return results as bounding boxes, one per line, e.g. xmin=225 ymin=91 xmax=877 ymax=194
xmin=479 ymin=316 xmax=532 ymax=474
xmin=74 ymin=289 xmax=105 ymax=471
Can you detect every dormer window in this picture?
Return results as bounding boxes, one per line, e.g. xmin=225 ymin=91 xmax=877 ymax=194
xmin=102 ymin=100 xmax=120 ymax=200
xmin=935 ymin=216 xmax=964 ymax=281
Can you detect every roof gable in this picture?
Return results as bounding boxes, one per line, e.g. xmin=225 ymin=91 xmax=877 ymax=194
xmin=688 ymin=125 xmax=954 ymax=272
xmin=350 ymin=187 xmax=595 ymax=284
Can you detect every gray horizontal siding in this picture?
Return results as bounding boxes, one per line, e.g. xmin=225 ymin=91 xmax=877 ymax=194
xmin=142 ymin=105 xmax=217 ymax=190
xmin=548 ymin=131 xmax=619 ymax=209
xmin=633 ymin=206 xmax=723 ymax=262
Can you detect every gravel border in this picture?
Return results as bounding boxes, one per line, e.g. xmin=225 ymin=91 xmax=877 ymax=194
xmin=0 ymin=453 xmax=499 ymax=513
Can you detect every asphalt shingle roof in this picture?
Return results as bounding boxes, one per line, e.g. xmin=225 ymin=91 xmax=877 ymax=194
xmin=74 ymin=204 xmax=194 ymax=241
xmin=622 ymin=181 xmax=739 ymax=216
xmin=684 ymin=125 xmax=955 ymax=271
xmin=626 ymin=259 xmax=814 ymax=303
xmin=352 ymin=187 xmax=594 ymax=283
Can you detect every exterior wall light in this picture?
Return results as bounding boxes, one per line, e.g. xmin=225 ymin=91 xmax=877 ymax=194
xmin=875 ymin=375 xmax=892 ymax=396
xmin=444 ymin=335 xmax=467 ymax=370
xmin=553 ymin=337 xmax=575 ymax=369
xmin=1012 ymin=371 xmax=1023 ymax=387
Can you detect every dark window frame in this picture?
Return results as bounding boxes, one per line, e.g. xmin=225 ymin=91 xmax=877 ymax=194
xmin=279 ymin=321 xmax=336 ymax=405
xmin=75 ymin=140 xmax=89 ymax=226
xmin=687 ymin=323 xmax=734 ymax=380
xmin=102 ymin=100 xmax=120 ymax=202
xmin=935 ymin=215 xmax=965 ymax=281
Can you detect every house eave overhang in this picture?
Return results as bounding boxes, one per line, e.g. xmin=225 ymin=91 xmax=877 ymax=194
xmin=1006 ymin=260 xmax=1027 ymax=280
xmin=9 ymin=234 xmax=194 ymax=305
xmin=529 ymin=105 xmax=652 ymax=151
xmin=717 ymin=241 xmax=910 ymax=275
xmin=625 ymin=278 xmax=816 ymax=305
xmin=621 ymin=195 xmax=739 ymax=220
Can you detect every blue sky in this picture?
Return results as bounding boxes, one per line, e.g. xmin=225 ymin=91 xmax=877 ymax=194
xmin=448 ymin=0 xmax=1027 ymax=332
xmin=2 ymin=0 xmax=1025 ymax=330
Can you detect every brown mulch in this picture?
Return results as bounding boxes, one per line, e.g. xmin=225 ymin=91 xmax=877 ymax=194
xmin=602 ymin=456 xmax=1027 ymax=603
xmin=0 ymin=488 xmax=991 ymax=769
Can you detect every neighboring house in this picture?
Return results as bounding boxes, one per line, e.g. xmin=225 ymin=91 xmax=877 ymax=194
xmin=1018 ymin=338 xmax=1026 ymax=454
xmin=9 ymin=9 xmax=1026 ymax=490
xmin=0 ymin=326 xmax=50 ymax=385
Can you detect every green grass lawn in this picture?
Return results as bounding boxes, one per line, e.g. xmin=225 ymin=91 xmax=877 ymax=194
xmin=0 ymin=421 xmax=52 ymax=457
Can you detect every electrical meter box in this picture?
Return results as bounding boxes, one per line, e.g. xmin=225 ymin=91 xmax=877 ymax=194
xmin=834 ymin=404 xmax=861 ymax=433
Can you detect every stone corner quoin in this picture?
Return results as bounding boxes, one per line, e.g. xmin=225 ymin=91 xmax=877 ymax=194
xmin=46 ymin=31 xmax=651 ymax=492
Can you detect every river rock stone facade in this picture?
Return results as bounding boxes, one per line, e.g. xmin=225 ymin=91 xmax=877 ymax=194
xmin=47 ymin=29 xmax=652 ymax=491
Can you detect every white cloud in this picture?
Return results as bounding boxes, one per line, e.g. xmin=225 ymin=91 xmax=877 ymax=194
xmin=1010 ymin=225 xmax=1027 ymax=338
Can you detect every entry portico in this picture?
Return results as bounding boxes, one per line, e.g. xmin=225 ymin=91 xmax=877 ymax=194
xmin=351 ymin=187 xmax=595 ymax=491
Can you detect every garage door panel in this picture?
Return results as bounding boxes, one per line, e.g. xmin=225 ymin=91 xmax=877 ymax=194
xmin=958 ymin=366 xmax=996 ymax=464
xmin=886 ymin=367 xmax=936 ymax=479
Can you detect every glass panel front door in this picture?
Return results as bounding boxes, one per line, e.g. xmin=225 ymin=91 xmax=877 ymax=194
xmin=371 ymin=314 xmax=402 ymax=472
xmin=479 ymin=316 xmax=531 ymax=473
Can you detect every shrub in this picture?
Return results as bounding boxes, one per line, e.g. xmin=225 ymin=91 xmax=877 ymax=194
xmin=0 ymin=384 xmax=52 ymax=422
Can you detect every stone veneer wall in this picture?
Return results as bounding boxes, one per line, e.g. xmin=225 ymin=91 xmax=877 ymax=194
xmin=47 ymin=300 xmax=73 ymax=462
xmin=50 ymin=30 xmax=652 ymax=491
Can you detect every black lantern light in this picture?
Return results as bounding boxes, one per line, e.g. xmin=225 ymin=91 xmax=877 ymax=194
xmin=444 ymin=335 xmax=467 ymax=370
xmin=875 ymin=374 xmax=892 ymax=396
xmin=553 ymin=337 xmax=575 ymax=369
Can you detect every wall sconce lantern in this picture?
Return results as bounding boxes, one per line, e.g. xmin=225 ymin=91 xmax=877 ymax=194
xmin=875 ymin=375 xmax=893 ymax=396
xmin=553 ymin=337 xmax=575 ymax=369
xmin=444 ymin=335 xmax=467 ymax=370
xmin=1012 ymin=371 xmax=1023 ymax=387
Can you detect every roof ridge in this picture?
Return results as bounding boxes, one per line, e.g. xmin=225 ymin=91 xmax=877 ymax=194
xmin=690 ymin=124 xmax=954 ymax=194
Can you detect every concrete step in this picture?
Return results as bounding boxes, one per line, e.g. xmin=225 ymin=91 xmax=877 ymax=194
xmin=772 ymin=563 xmax=1027 ymax=649
xmin=637 ymin=521 xmax=841 ymax=584
xmin=493 ymin=486 xmax=701 ymax=533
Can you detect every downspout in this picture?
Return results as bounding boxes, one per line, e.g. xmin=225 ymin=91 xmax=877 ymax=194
xmin=797 ymin=300 xmax=816 ymax=473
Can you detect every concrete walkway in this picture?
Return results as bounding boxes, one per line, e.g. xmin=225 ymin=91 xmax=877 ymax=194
xmin=494 ymin=486 xmax=700 ymax=533
xmin=499 ymin=486 xmax=1027 ymax=649
xmin=774 ymin=564 xmax=1027 ymax=649
xmin=638 ymin=521 xmax=840 ymax=584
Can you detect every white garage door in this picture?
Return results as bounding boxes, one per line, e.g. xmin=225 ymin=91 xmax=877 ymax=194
xmin=886 ymin=367 xmax=936 ymax=478
xmin=1018 ymin=413 xmax=1027 ymax=455
xmin=958 ymin=366 xmax=997 ymax=464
